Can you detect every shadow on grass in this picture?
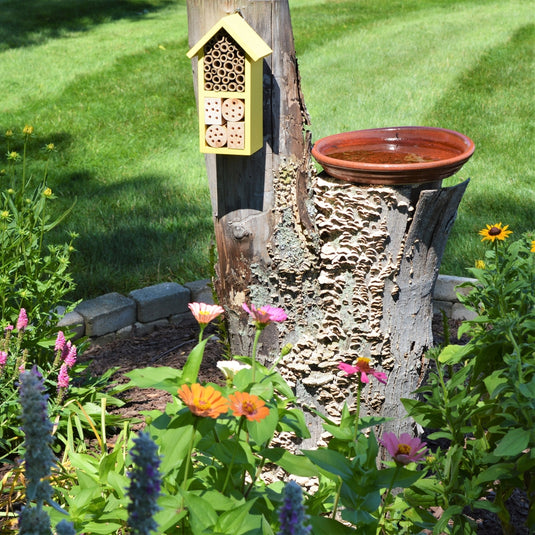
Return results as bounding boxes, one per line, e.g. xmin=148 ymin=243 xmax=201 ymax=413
xmin=49 ymin=171 xmax=213 ymax=300
xmin=0 ymin=0 xmax=176 ymax=50
xmin=426 ymin=23 xmax=535 ymax=232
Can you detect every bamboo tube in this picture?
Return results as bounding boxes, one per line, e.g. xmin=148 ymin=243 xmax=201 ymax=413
xmin=205 ymin=70 xmax=213 ymax=82
xmin=217 ymin=67 xmax=226 ymax=78
xmin=211 ymin=48 xmax=221 ymax=59
xmin=226 ymin=71 xmax=236 ymax=81
xmin=213 ymin=84 xmax=222 ymax=91
xmin=236 ymin=74 xmax=245 ymax=84
xmin=204 ymin=82 xmax=213 ymax=91
xmin=236 ymin=84 xmax=245 ymax=92
xmin=233 ymin=63 xmax=244 ymax=75
xmin=203 ymin=55 xmax=213 ymax=66
xmin=222 ymin=76 xmax=230 ymax=85
xmin=227 ymin=82 xmax=237 ymax=92
xmin=224 ymin=61 xmax=234 ymax=72
xmin=212 ymin=59 xmax=222 ymax=70
xmin=211 ymin=74 xmax=221 ymax=84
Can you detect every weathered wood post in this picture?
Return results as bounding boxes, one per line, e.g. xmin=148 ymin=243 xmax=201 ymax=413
xmin=186 ymin=1 xmax=472 ymax=447
xmin=186 ymin=0 xmax=317 ymax=362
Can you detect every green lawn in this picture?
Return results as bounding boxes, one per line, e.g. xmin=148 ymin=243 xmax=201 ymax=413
xmin=1 ymin=0 xmax=533 ymax=300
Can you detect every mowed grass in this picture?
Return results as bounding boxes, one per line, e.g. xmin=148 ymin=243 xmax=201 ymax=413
xmin=1 ymin=0 xmax=533 ymax=300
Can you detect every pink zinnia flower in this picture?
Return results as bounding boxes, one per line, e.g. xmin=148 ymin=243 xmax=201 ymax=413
xmin=54 ymin=331 xmax=66 ymax=352
xmin=16 ymin=309 xmax=28 ymax=331
xmin=64 ymin=344 xmax=77 ymax=368
xmin=242 ymin=303 xmax=287 ymax=326
xmin=0 ymin=351 xmax=7 ymax=366
xmin=338 ymin=358 xmax=387 ymax=384
xmin=380 ymin=432 xmax=428 ymax=465
xmin=57 ymin=364 xmax=70 ymax=389
xmin=188 ymin=302 xmax=225 ymax=324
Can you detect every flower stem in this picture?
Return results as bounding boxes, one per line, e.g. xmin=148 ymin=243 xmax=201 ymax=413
xmin=221 ymin=418 xmax=244 ymax=494
xmin=352 ymin=380 xmax=363 ymax=444
xmin=376 ymin=465 xmax=401 ymax=531
xmin=331 ymin=476 xmax=342 ymax=519
xmin=182 ymin=420 xmax=198 ymax=491
xmin=251 ymin=327 xmax=262 ymax=383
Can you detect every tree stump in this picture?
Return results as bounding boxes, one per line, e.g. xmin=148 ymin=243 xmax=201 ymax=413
xmin=187 ymin=0 xmax=469 ymax=444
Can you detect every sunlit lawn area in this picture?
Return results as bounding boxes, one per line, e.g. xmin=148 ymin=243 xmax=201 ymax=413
xmin=1 ymin=0 xmax=533 ymax=300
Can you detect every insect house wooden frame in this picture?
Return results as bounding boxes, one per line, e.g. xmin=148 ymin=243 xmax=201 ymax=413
xmin=187 ymin=13 xmax=272 ymax=155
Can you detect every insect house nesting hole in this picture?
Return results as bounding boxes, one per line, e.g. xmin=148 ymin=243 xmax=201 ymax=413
xmin=187 ymin=13 xmax=272 ymax=155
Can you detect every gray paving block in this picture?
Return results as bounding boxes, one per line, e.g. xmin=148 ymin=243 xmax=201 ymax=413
xmin=129 ymin=282 xmax=190 ymax=323
xmin=433 ymin=275 xmax=476 ymax=302
xmin=57 ymin=310 xmax=85 ymax=340
xmin=452 ymin=303 xmax=478 ymax=321
xmin=75 ymin=292 xmax=136 ymax=337
xmin=184 ymin=279 xmax=215 ymax=304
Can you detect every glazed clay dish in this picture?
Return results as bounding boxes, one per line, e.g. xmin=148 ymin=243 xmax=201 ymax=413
xmin=311 ymin=126 xmax=475 ymax=185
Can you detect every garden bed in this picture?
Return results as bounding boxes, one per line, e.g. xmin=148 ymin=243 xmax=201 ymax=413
xmin=79 ymin=315 xmax=529 ymax=534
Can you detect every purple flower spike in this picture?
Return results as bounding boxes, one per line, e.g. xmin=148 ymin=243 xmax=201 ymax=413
xmin=277 ymin=481 xmax=311 ymax=535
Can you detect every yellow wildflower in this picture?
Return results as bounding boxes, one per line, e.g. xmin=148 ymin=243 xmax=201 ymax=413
xmin=23 ymin=125 xmax=34 ymax=135
xmin=1 ymin=210 xmax=10 ymax=219
xmin=531 ymin=241 xmax=535 ymax=253
xmin=7 ymin=151 xmax=20 ymax=161
xmin=43 ymin=187 xmax=52 ymax=197
xmin=479 ymin=223 xmax=512 ymax=243
xmin=5 ymin=129 xmax=13 ymax=137
xmin=475 ymin=260 xmax=485 ymax=269
xmin=45 ymin=143 xmax=56 ymax=152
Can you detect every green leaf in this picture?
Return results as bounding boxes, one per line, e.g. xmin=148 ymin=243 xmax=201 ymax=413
xmin=181 ymin=489 xmax=219 ymax=533
xmin=157 ymin=423 xmax=195 ymax=475
xmin=475 ymin=462 xmax=516 ymax=484
xmin=494 ymin=427 xmax=531 ymax=457
xmin=182 ymin=337 xmax=210 ymax=384
xmin=125 ymin=366 xmax=183 ymax=394
xmin=309 ymin=515 xmax=357 ymax=534
xmin=374 ymin=466 xmax=424 ymax=489
xmin=438 ymin=343 xmax=473 ymax=364
xmin=302 ymin=448 xmax=353 ymax=480
xmin=278 ymin=407 xmax=310 ymax=438
xmin=154 ymin=494 xmax=188 ymax=532
xmin=260 ymin=447 xmax=320 ymax=477
xmin=247 ymin=406 xmax=278 ymax=446
xmin=214 ymin=499 xmax=257 ymax=533
xmin=78 ymin=521 xmax=123 ymax=534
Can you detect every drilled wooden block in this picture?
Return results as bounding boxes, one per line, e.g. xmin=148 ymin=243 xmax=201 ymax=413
xmin=222 ymin=98 xmax=245 ymax=122
xmin=204 ymin=98 xmax=223 ymax=125
xmin=227 ymin=121 xmax=245 ymax=149
xmin=205 ymin=124 xmax=227 ymax=148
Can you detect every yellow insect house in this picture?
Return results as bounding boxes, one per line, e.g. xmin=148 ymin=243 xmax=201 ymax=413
xmin=187 ymin=13 xmax=272 ymax=156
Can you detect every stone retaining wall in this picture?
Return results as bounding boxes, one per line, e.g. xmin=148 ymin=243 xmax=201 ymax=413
xmin=59 ymin=275 xmax=477 ymax=346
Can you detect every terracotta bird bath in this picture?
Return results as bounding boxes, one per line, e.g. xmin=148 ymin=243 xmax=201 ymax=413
xmin=311 ymin=126 xmax=475 ymax=185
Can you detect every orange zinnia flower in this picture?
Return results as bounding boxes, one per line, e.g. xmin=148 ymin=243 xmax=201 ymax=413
xmin=228 ymin=391 xmax=270 ymax=422
xmin=177 ymin=383 xmax=229 ymax=418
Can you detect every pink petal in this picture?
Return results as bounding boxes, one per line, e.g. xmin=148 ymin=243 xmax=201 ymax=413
xmin=338 ymin=362 xmax=358 ymax=375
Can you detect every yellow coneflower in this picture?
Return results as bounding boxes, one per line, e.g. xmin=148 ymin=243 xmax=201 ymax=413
xmin=479 ymin=223 xmax=512 ymax=243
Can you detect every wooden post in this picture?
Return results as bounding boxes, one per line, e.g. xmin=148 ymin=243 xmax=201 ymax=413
xmin=186 ymin=0 xmax=315 ymax=360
